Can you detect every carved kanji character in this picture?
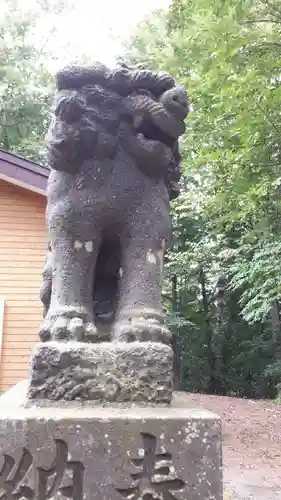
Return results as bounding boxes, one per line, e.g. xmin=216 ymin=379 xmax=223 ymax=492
xmin=116 ymin=433 xmax=185 ymax=500
xmin=36 ymin=440 xmax=84 ymax=500
xmin=0 ymin=448 xmax=34 ymax=500
xmin=0 ymin=440 xmax=84 ymax=500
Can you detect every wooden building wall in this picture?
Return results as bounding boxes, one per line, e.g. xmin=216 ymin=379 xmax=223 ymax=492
xmin=0 ymin=180 xmax=47 ymax=392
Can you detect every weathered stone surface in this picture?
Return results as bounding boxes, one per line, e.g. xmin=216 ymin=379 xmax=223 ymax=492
xmin=27 ymin=341 xmax=173 ymax=404
xmin=0 ymin=383 xmax=223 ymax=500
xmin=26 ymin=63 xmax=190 ymax=404
xmin=39 ymin=63 xmax=188 ymax=347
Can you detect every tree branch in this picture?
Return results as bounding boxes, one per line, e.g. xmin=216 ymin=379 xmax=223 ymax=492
xmin=37 ymin=25 xmax=56 ymax=60
xmin=258 ymin=42 xmax=281 ymax=48
xmin=255 ymin=101 xmax=281 ymax=135
xmin=263 ymin=0 xmax=281 ymax=20
xmin=240 ymin=19 xmax=281 ymax=24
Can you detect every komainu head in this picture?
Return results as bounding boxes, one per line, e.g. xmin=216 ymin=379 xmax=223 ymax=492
xmin=46 ymin=62 xmax=189 ymax=199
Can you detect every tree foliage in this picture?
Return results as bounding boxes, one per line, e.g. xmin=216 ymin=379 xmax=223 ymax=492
xmin=0 ymin=2 xmax=56 ymax=161
xmin=123 ymin=0 xmax=281 ymax=397
xmin=3 ymin=0 xmax=281 ymax=398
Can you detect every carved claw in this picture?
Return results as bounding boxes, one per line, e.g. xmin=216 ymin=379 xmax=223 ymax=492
xmin=38 ymin=307 xmax=99 ymax=343
xmin=112 ymin=315 xmax=172 ymax=344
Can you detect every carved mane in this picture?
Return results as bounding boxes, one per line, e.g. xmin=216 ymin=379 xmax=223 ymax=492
xmin=46 ymin=63 xmax=185 ymax=198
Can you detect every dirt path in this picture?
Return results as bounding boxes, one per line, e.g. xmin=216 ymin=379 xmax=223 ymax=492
xmin=183 ymin=392 xmax=281 ymax=499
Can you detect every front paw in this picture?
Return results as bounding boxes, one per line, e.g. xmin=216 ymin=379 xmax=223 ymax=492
xmin=38 ymin=306 xmax=98 ymax=342
xmin=112 ymin=316 xmax=172 ymax=344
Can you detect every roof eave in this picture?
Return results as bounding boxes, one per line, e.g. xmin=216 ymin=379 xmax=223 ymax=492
xmin=0 ymin=149 xmax=48 ymax=195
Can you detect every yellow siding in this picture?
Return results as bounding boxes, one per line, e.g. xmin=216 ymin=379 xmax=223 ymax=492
xmin=0 ymin=180 xmax=47 ymax=392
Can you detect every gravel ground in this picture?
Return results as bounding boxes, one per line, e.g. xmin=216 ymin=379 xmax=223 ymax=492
xmin=182 ymin=392 xmax=281 ymax=500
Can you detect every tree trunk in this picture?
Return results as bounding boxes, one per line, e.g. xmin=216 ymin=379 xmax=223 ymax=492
xmin=271 ymin=299 xmax=281 ymax=397
xmin=271 ymin=299 xmax=281 ymax=353
xmin=171 ymin=274 xmax=181 ymax=390
xmin=199 ymin=267 xmax=216 ymax=394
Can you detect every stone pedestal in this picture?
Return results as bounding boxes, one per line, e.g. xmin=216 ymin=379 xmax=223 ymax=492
xmin=27 ymin=341 xmax=173 ymax=404
xmin=0 ymin=381 xmax=223 ymax=500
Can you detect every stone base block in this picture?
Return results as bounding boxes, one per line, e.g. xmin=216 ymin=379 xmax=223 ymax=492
xmin=27 ymin=341 xmax=173 ymax=404
xmin=0 ymin=382 xmax=223 ymax=500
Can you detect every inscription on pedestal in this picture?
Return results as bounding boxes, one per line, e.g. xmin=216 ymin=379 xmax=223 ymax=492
xmin=0 ymin=440 xmax=84 ymax=500
xmin=0 ymin=385 xmax=223 ymax=500
xmin=116 ymin=432 xmax=186 ymax=499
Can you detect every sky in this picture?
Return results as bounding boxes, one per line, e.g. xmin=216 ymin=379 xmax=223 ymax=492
xmin=24 ymin=0 xmax=171 ymax=71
